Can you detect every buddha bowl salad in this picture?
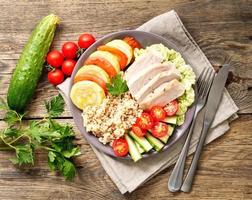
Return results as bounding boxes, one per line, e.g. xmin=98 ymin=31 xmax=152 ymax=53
xmin=70 ymin=37 xmax=196 ymax=161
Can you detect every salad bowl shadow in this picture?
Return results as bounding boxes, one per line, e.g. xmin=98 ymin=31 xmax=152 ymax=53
xmin=68 ymin=30 xmax=196 ymax=160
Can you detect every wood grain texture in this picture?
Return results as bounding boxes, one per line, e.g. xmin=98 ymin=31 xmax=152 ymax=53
xmin=0 ymin=0 xmax=251 ymax=199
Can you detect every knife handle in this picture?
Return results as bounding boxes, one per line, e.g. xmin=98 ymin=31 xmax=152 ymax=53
xmin=180 ymin=121 xmax=210 ymax=192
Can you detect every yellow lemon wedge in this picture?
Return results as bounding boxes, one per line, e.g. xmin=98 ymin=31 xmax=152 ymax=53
xmin=106 ymin=39 xmax=133 ymax=65
xmin=70 ymin=80 xmax=105 ymax=110
xmin=90 ymin=51 xmax=120 ymax=73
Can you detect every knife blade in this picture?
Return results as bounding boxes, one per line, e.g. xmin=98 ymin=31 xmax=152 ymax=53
xmin=204 ymin=64 xmax=231 ymax=124
xmin=180 ymin=64 xmax=231 ymax=192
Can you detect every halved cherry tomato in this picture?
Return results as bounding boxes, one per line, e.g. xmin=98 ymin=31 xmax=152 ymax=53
xmin=164 ymin=100 xmax=179 ymax=116
xmin=136 ymin=112 xmax=154 ymax=130
xmin=84 ymin=57 xmax=117 ymax=78
xmin=74 ymin=73 xmax=107 ymax=92
xmin=123 ymin=37 xmax=141 ymax=49
xmin=132 ymin=124 xmax=146 ymax=137
xmin=150 ymin=106 xmax=167 ymax=121
xmin=150 ymin=122 xmax=168 ymax=138
xmin=97 ymin=45 xmax=128 ymax=70
xmin=112 ymin=138 xmax=129 ymax=157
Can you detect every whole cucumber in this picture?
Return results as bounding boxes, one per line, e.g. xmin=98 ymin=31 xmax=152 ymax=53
xmin=7 ymin=14 xmax=60 ymax=113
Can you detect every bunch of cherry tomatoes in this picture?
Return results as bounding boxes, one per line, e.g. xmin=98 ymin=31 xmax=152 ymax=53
xmin=46 ymin=33 xmax=96 ymax=85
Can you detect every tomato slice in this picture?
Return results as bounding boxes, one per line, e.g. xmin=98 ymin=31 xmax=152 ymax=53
xmin=84 ymin=56 xmax=117 ymax=78
xmin=123 ymin=37 xmax=141 ymax=49
xmin=97 ymin=45 xmax=128 ymax=70
xmin=164 ymin=100 xmax=179 ymax=116
xmin=132 ymin=124 xmax=146 ymax=137
xmin=136 ymin=112 xmax=154 ymax=130
xmin=74 ymin=73 xmax=107 ymax=92
xmin=150 ymin=122 xmax=168 ymax=138
xmin=112 ymin=138 xmax=129 ymax=157
xmin=150 ymin=106 xmax=167 ymax=121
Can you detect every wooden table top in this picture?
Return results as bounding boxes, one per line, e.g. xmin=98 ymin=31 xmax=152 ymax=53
xmin=0 ymin=0 xmax=251 ymax=199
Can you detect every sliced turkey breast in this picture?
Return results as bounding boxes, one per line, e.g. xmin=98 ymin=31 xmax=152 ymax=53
xmin=139 ymin=79 xmax=185 ymax=109
xmin=135 ymin=66 xmax=181 ymax=102
xmin=124 ymin=50 xmax=163 ymax=82
xmin=127 ymin=62 xmax=177 ymax=97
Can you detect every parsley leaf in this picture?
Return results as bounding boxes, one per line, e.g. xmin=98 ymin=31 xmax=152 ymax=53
xmin=45 ymin=94 xmax=65 ymax=117
xmin=10 ymin=144 xmax=34 ymax=165
xmin=106 ymin=74 xmax=129 ymax=96
xmin=0 ymin=94 xmax=80 ymax=181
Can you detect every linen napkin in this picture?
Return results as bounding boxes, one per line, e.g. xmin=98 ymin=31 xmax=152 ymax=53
xmin=57 ymin=10 xmax=238 ymax=194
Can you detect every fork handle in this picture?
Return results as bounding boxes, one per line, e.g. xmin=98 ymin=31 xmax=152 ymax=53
xmin=168 ymin=112 xmax=198 ymax=192
xmin=180 ymin=122 xmax=210 ymax=192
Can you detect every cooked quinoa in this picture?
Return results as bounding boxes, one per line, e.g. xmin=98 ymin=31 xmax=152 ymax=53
xmin=82 ymin=92 xmax=143 ymax=145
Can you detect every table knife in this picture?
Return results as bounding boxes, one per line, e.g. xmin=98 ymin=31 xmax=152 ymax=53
xmin=180 ymin=64 xmax=231 ymax=192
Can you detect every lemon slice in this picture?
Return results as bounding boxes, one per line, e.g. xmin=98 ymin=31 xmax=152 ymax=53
xmin=75 ymin=65 xmax=110 ymax=83
xmin=106 ymin=39 xmax=133 ymax=65
xmin=90 ymin=51 xmax=120 ymax=73
xmin=70 ymin=80 xmax=105 ymax=110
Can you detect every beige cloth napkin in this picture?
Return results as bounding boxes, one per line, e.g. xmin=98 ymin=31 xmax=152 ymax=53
xmin=58 ymin=10 xmax=238 ymax=194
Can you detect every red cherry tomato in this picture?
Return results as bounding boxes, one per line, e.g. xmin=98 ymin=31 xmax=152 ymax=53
xmin=164 ymin=100 xmax=179 ymax=116
xmin=46 ymin=50 xmax=64 ymax=68
xmin=62 ymin=41 xmax=78 ymax=59
xmin=150 ymin=106 xmax=167 ymax=121
xmin=112 ymin=138 xmax=129 ymax=157
xmin=136 ymin=112 xmax=154 ymax=130
xmin=62 ymin=59 xmax=76 ymax=76
xmin=150 ymin=122 xmax=168 ymax=138
xmin=78 ymin=33 xmax=96 ymax=49
xmin=132 ymin=124 xmax=146 ymax=137
xmin=123 ymin=37 xmax=141 ymax=49
xmin=48 ymin=69 xmax=64 ymax=85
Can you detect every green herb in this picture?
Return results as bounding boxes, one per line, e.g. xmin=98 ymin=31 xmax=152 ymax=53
xmin=106 ymin=73 xmax=129 ymax=96
xmin=0 ymin=94 xmax=80 ymax=180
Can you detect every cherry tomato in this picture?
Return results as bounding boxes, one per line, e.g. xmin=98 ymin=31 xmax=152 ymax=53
xmin=123 ymin=37 xmax=141 ymax=49
xmin=132 ymin=124 xmax=146 ymax=137
xmin=150 ymin=122 xmax=168 ymax=138
xmin=62 ymin=41 xmax=78 ymax=59
xmin=164 ymin=100 xmax=179 ymax=116
xmin=150 ymin=106 xmax=167 ymax=121
xmin=46 ymin=50 xmax=64 ymax=68
xmin=62 ymin=59 xmax=76 ymax=76
xmin=136 ymin=112 xmax=154 ymax=130
xmin=78 ymin=33 xmax=96 ymax=49
xmin=48 ymin=69 xmax=64 ymax=85
xmin=112 ymin=138 xmax=129 ymax=157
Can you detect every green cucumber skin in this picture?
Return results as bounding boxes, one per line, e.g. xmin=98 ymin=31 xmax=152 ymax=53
xmin=145 ymin=132 xmax=164 ymax=152
xmin=7 ymin=14 xmax=59 ymax=112
xmin=162 ymin=116 xmax=177 ymax=125
xmin=134 ymin=141 xmax=145 ymax=154
xmin=128 ymin=131 xmax=152 ymax=152
xmin=125 ymin=134 xmax=142 ymax=162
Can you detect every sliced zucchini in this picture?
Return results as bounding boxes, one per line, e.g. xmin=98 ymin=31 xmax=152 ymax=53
xmin=162 ymin=116 xmax=177 ymax=125
xmin=134 ymin=141 xmax=145 ymax=154
xmin=145 ymin=132 xmax=164 ymax=152
xmin=159 ymin=125 xmax=174 ymax=143
xmin=128 ymin=131 xmax=153 ymax=152
xmin=125 ymin=134 xmax=142 ymax=162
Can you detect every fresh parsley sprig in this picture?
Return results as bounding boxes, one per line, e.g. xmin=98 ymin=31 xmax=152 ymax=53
xmin=106 ymin=73 xmax=129 ymax=96
xmin=0 ymin=94 xmax=80 ymax=180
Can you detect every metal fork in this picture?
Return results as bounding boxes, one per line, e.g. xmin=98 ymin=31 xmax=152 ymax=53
xmin=168 ymin=68 xmax=215 ymax=192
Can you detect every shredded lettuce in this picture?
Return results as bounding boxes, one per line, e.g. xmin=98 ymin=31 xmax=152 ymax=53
xmin=134 ymin=44 xmax=196 ymax=126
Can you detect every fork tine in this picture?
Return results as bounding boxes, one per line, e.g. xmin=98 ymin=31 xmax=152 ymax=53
xmin=197 ymin=68 xmax=210 ymax=96
xmin=202 ymin=70 xmax=215 ymax=98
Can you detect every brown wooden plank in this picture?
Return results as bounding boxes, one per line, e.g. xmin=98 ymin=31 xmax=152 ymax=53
xmin=0 ymin=116 xmax=251 ymax=200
